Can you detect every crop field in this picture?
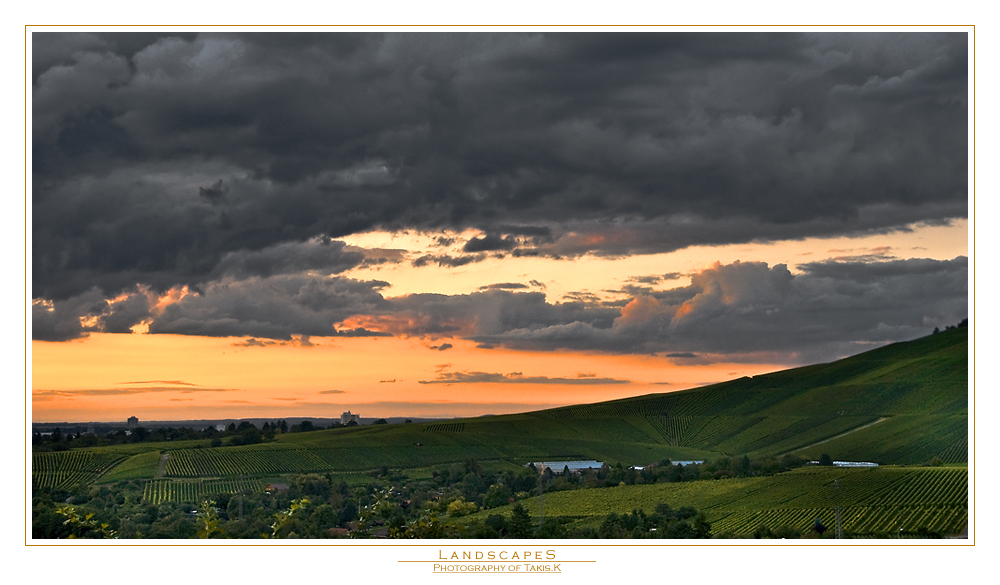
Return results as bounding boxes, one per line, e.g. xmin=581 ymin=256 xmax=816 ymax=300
xmin=165 ymin=446 xmax=330 ymax=477
xmin=478 ymin=465 xmax=967 ymax=537
xmin=161 ymin=442 xmax=516 ymax=477
xmin=32 ymin=451 xmax=129 ymax=490
xmin=143 ymin=477 xmax=264 ymax=504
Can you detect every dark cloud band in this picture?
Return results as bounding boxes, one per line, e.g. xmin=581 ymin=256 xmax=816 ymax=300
xmin=33 ymin=32 xmax=967 ymax=302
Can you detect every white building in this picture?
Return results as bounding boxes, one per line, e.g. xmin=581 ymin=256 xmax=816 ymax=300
xmin=341 ymin=411 xmax=359 ymax=425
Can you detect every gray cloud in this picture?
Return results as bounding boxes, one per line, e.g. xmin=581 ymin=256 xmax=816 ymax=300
xmin=33 ymin=32 xmax=967 ymax=305
xmin=418 ymin=371 xmax=632 ymax=385
xmin=148 ymin=274 xmax=393 ymax=339
xmin=478 ymin=283 xmax=528 ymax=290
xmin=35 ymin=386 xmax=238 ymax=397
xmin=473 ymin=257 xmax=968 ymax=362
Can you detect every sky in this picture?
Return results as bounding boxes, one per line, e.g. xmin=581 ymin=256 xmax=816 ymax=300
xmin=29 ymin=31 xmax=970 ymax=423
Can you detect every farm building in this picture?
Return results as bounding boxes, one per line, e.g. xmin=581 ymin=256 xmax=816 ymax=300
xmin=809 ymin=460 xmax=879 ymax=468
xmin=341 ymin=411 xmax=359 ymax=425
xmin=529 ymin=460 xmax=605 ymax=474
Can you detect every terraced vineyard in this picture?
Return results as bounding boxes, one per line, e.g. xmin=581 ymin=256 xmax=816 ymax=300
xmin=161 ymin=443 xmax=511 ymax=477
xmin=473 ymin=465 xmax=968 ymax=537
xmin=143 ymin=477 xmax=264 ymax=504
xmin=32 ymin=451 xmax=129 ymax=490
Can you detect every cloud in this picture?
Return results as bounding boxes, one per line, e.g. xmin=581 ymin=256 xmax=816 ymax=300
xmin=148 ymin=274 xmax=393 ymax=339
xmin=231 ymin=335 xmax=315 ymax=347
xmin=34 ymin=386 xmax=239 ymax=397
xmin=33 ymin=32 xmax=966 ymax=304
xmin=418 ymin=371 xmax=631 ymax=385
xmin=474 ymin=257 xmax=968 ymax=362
xmin=478 ymin=283 xmax=528 ymax=290
xmin=120 ymin=380 xmax=197 ymax=386
xmin=429 ymin=343 xmax=453 ymax=351
xmin=32 ymin=287 xmax=153 ymax=341
xmin=318 ymin=389 xmax=346 ymax=394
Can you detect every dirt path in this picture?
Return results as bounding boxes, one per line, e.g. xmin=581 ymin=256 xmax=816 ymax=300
xmin=782 ymin=417 xmax=889 ymax=456
xmin=156 ymin=452 xmax=169 ymax=478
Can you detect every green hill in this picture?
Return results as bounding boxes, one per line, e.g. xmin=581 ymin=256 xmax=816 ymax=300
xmin=463 ymin=464 xmax=968 ymax=538
xmin=34 ymin=326 xmax=968 ymax=488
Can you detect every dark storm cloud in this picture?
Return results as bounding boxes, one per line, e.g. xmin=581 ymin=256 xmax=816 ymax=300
xmin=373 ymin=289 xmax=619 ymax=337
xmin=32 ymin=286 xmax=152 ymax=341
xmin=411 ymin=253 xmax=486 ymax=268
xmin=33 ymin=32 xmax=967 ymax=307
xmin=463 ymin=233 xmax=519 ymax=253
xmin=48 ymin=252 xmax=960 ymax=362
xmin=148 ymin=275 xmax=393 ymax=339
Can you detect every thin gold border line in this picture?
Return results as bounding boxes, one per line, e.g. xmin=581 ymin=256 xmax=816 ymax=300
xmin=24 ymin=25 xmax=975 ymax=547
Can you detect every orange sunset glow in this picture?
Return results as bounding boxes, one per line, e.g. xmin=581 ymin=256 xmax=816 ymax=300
xmin=30 ymin=31 xmax=968 ymax=425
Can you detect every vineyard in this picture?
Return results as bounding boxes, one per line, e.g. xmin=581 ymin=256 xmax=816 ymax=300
xmin=161 ymin=443 xmax=512 ymax=477
xmin=475 ymin=465 xmax=968 ymax=537
xmin=32 ymin=451 xmax=130 ymax=490
xmin=31 ymin=327 xmax=968 ymax=540
xmin=143 ymin=477 xmax=264 ymax=504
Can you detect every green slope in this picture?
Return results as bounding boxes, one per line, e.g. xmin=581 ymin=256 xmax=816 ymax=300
xmin=463 ymin=465 xmax=968 ymax=537
xmin=55 ymin=326 xmax=968 ymax=485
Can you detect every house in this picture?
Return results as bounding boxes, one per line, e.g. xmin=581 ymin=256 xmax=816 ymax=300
xmin=528 ymin=460 xmax=605 ymax=474
xmin=341 ymin=411 xmax=359 ymax=425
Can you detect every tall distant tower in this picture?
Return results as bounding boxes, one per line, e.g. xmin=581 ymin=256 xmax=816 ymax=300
xmin=127 ymin=416 xmax=138 ymax=430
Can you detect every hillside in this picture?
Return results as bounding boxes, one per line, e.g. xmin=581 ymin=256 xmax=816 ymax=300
xmin=34 ymin=326 xmax=967 ymax=493
xmin=461 ymin=464 xmax=968 ymax=537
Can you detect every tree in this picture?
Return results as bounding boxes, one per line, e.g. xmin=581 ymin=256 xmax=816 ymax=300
xmin=819 ymin=453 xmax=834 ymax=466
xmin=507 ymin=503 xmax=533 ymax=538
xmin=196 ymin=500 xmax=222 ymax=539
xmin=263 ymin=498 xmax=309 ymax=539
xmin=446 ymin=498 xmax=478 ymax=518
xmin=55 ymin=505 xmax=116 ymax=539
